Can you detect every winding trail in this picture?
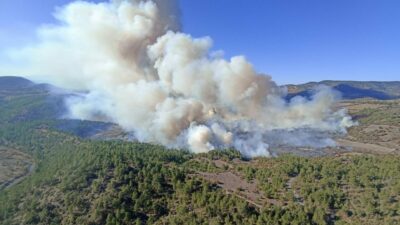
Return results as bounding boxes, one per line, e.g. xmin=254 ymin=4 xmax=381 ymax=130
xmin=3 ymin=163 xmax=35 ymax=190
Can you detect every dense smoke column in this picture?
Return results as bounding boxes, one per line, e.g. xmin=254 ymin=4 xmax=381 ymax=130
xmin=0 ymin=0 xmax=354 ymax=157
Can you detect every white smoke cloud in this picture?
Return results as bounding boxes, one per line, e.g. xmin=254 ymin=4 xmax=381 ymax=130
xmin=187 ymin=125 xmax=214 ymax=154
xmin=0 ymin=0 xmax=354 ymax=157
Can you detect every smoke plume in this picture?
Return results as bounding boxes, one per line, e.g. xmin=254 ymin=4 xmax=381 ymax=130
xmin=0 ymin=0 xmax=354 ymax=157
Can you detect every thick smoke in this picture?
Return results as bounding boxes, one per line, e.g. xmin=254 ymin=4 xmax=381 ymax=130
xmin=0 ymin=0 xmax=354 ymax=157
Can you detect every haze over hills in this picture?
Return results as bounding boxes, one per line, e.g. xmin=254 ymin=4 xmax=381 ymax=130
xmin=0 ymin=76 xmax=124 ymax=139
xmin=2 ymin=76 xmax=400 ymax=142
xmin=2 ymin=76 xmax=400 ymax=157
xmin=286 ymin=80 xmax=400 ymax=100
xmin=3 ymin=76 xmax=399 ymax=103
xmin=0 ymin=76 xmax=35 ymax=89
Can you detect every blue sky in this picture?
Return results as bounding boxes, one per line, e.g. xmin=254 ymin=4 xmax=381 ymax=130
xmin=1 ymin=0 xmax=399 ymax=84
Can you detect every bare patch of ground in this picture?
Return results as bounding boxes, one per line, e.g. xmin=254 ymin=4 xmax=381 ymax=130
xmin=89 ymin=125 xmax=131 ymax=141
xmin=198 ymin=171 xmax=268 ymax=208
xmin=333 ymin=99 xmax=400 ymax=155
xmin=191 ymin=157 xmax=285 ymax=208
xmin=0 ymin=147 xmax=34 ymax=190
xmin=337 ymin=101 xmax=386 ymax=114
xmin=347 ymin=125 xmax=400 ymax=150
xmin=336 ymin=139 xmax=396 ymax=155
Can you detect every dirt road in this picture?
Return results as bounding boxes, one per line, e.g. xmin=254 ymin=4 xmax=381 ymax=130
xmin=0 ymin=147 xmax=34 ymax=190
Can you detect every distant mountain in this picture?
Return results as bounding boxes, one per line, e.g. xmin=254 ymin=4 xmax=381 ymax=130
xmin=0 ymin=76 xmax=34 ymax=89
xmin=0 ymin=76 xmax=62 ymax=120
xmin=2 ymin=76 xmax=399 ymax=102
xmin=285 ymin=80 xmax=400 ymax=100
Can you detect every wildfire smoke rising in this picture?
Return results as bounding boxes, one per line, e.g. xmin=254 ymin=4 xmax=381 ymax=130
xmin=1 ymin=0 xmax=353 ymax=157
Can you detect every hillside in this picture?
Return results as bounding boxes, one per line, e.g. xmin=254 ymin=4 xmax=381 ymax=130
xmin=0 ymin=76 xmax=399 ymax=225
xmin=286 ymin=80 xmax=400 ymax=100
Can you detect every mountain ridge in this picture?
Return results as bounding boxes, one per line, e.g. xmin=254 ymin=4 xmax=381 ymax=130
xmin=284 ymin=80 xmax=400 ymax=100
xmin=2 ymin=76 xmax=400 ymax=100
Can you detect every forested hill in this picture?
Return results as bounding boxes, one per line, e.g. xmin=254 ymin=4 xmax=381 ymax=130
xmin=285 ymin=80 xmax=400 ymax=100
xmin=0 ymin=76 xmax=400 ymax=225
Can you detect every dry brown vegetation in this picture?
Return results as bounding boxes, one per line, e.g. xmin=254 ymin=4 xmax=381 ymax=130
xmin=337 ymin=99 xmax=400 ymax=154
